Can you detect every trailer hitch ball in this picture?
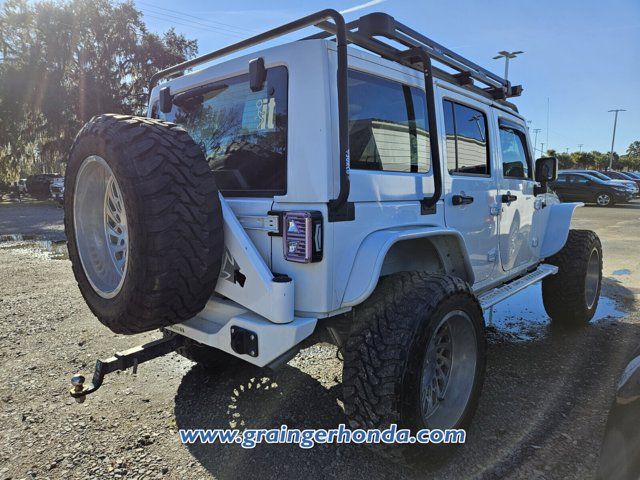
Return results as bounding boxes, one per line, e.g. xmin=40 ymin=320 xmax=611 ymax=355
xmin=70 ymin=374 xmax=86 ymax=403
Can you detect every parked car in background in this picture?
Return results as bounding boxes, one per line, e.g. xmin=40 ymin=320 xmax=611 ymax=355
xmin=551 ymin=171 xmax=634 ymax=206
xmin=599 ymin=170 xmax=640 ymax=192
xmin=50 ymin=177 xmax=64 ymax=204
xmin=570 ymin=170 xmax=639 ymax=197
xmin=26 ymin=173 xmax=60 ymax=199
xmin=17 ymin=178 xmax=28 ymax=194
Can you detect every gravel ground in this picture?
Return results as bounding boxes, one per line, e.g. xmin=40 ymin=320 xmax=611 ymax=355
xmin=0 ymin=201 xmax=639 ymax=480
xmin=0 ymin=199 xmax=64 ymax=241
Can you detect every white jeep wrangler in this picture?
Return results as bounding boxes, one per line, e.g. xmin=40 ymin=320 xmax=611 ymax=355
xmin=66 ymin=10 xmax=602 ymax=458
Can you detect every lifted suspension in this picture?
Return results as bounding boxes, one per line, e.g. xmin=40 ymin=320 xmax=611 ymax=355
xmin=69 ymin=334 xmax=186 ymax=403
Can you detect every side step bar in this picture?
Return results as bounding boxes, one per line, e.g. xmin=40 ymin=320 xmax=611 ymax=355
xmin=478 ymin=264 xmax=558 ymax=310
xmin=69 ymin=335 xmax=186 ymax=403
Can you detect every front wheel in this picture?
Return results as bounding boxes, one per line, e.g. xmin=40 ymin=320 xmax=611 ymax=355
xmin=542 ymin=229 xmax=603 ymax=327
xmin=343 ymin=273 xmax=486 ymax=461
xmin=595 ymin=192 xmax=614 ymax=207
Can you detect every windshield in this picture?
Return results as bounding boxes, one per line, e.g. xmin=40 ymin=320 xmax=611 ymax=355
xmin=158 ymin=66 xmax=288 ymax=196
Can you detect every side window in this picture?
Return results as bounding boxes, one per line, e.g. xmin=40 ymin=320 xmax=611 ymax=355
xmin=574 ymin=175 xmax=590 ymax=185
xmin=499 ymin=124 xmax=531 ymax=179
xmin=555 ymin=174 xmax=567 ymax=183
xmin=443 ymin=100 xmax=490 ymax=175
xmin=347 ymin=70 xmax=430 ymax=173
xmin=566 ymin=174 xmax=586 ymax=184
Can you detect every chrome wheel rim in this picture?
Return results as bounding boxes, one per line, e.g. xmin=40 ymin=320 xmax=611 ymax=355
xmin=74 ymin=155 xmax=128 ymax=298
xmin=420 ymin=310 xmax=477 ymax=428
xmin=596 ymin=194 xmax=611 ymax=206
xmin=585 ymin=247 xmax=600 ymax=309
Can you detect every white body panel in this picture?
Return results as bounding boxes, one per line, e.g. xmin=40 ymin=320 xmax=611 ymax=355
xmin=215 ymin=195 xmax=294 ymax=324
xmin=166 ymin=297 xmax=316 ymax=367
xmin=492 ymin=110 xmax=538 ymax=272
xmin=437 ymin=86 xmax=499 ymax=283
xmin=148 ymin=39 xmax=577 ymax=362
xmin=539 ymin=202 xmax=583 ymax=258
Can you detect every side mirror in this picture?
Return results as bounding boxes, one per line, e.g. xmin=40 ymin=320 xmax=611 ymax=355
xmin=159 ymin=86 xmax=173 ymax=114
xmin=249 ymin=57 xmax=266 ymax=92
xmin=535 ymin=156 xmax=558 ymax=183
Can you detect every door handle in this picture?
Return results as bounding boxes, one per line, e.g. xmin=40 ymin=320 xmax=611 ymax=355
xmin=452 ymin=194 xmax=474 ymax=206
xmin=501 ymin=193 xmax=518 ymax=203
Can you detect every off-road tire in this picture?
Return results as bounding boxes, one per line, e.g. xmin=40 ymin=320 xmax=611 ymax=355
xmin=65 ymin=114 xmax=224 ymax=334
xmin=542 ymin=229 xmax=602 ymax=327
xmin=162 ymin=330 xmax=251 ymax=372
xmin=343 ymin=272 xmax=486 ymax=461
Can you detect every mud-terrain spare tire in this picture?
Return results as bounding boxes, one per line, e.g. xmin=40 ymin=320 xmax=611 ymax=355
xmin=343 ymin=272 xmax=486 ymax=461
xmin=64 ymin=114 xmax=224 ymax=334
xmin=542 ymin=229 xmax=602 ymax=327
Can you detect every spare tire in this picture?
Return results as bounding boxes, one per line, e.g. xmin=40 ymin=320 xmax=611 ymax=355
xmin=64 ymin=114 xmax=224 ymax=334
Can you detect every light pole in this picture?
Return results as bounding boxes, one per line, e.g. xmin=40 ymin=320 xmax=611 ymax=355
xmin=578 ymin=144 xmax=583 ymax=153
xmin=532 ymin=128 xmax=541 ymax=156
xmin=493 ymin=50 xmax=523 ymax=82
xmin=608 ymin=109 xmax=626 ymax=170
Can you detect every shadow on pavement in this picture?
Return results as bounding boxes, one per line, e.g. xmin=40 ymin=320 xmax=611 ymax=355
xmin=174 ymin=279 xmax=640 ymax=479
xmin=174 ymin=363 xmax=417 ymax=479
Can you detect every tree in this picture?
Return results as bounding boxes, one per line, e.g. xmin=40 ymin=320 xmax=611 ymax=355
xmin=625 ymin=141 xmax=640 ymax=171
xmin=0 ymin=0 xmax=198 ymax=182
xmin=627 ymin=141 xmax=640 ymax=159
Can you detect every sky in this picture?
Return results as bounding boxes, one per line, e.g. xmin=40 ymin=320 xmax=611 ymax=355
xmin=135 ymin=0 xmax=640 ymax=155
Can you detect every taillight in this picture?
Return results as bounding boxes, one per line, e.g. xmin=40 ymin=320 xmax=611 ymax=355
xmin=282 ymin=211 xmax=323 ymax=263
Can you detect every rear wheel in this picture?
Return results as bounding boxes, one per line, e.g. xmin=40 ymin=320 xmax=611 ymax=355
xmin=343 ymin=272 xmax=486 ymax=461
xmin=595 ymin=192 xmax=614 ymax=207
xmin=65 ymin=114 xmax=224 ymax=334
xmin=542 ymin=229 xmax=602 ymax=327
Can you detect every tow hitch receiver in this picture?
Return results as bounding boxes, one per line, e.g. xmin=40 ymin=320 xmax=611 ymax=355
xmin=69 ymin=334 xmax=186 ymax=403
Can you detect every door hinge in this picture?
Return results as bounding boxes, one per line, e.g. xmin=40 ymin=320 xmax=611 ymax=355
xmin=487 ymin=248 xmax=498 ymax=263
xmin=489 ymin=203 xmax=502 ymax=216
xmin=237 ymin=214 xmax=280 ymax=234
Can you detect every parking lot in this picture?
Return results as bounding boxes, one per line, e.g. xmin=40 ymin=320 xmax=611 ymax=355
xmin=0 ymin=199 xmax=639 ymax=480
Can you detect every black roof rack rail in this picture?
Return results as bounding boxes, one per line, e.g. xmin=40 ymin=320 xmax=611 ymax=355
xmin=307 ymin=12 xmax=523 ymax=101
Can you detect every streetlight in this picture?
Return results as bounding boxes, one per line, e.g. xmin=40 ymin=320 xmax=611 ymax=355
xmin=493 ymin=50 xmax=524 ymax=82
xmin=532 ymin=128 xmax=541 ymax=156
xmin=607 ymin=109 xmax=626 ymax=170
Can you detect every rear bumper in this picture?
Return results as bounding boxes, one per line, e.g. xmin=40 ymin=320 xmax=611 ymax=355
xmin=165 ymin=297 xmax=317 ymax=367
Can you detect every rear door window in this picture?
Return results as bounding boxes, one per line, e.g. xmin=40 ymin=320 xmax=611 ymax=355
xmin=443 ymin=100 xmax=490 ymax=176
xmin=347 ymin=69 xmax=430 ymax=173
xmin=159 ymin=66 xmax=288 ymax=196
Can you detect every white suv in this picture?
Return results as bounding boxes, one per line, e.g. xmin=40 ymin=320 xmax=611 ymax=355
xmin=66 ymin=10 xmax=602 ymax=461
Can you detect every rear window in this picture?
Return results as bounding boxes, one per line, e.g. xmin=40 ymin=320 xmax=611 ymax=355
xmin=158 ymin=66 xmax=288 ymax=196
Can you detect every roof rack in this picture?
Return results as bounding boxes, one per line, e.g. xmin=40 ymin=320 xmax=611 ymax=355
xmin=307 ymin=12 xmax=522 ymax=102
xmin=148 ymin=10 xmax=522 ymax=222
